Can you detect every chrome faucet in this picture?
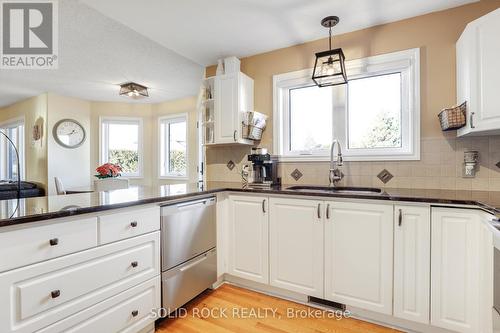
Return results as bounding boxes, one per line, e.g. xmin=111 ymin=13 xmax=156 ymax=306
xmin=329 ymin=139 xmax=344 ymax=187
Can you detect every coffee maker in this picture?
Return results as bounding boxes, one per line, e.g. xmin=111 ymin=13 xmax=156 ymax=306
xmin=243 ymin=148 xmax=280 ymax=187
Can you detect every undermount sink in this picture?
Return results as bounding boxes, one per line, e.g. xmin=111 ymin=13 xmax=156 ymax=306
xmin=286 ymin=186 xmax=382 ymax=195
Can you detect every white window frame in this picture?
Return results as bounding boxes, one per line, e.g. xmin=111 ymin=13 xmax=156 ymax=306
xmin=0 ymin=117 xmax=25 ymax=181
xmin=99 ymin=116 xmax=143 ymax=178
xmin=273 ymin=48 xmax=420 ymax=162
xmin=158 ymin=113 xmax=189 ymax=180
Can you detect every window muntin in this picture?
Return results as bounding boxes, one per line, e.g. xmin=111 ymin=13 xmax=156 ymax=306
xmin=100 ymin=118 xmax=142 ymax=177
xmin=160 ymin=115 xmax=188 ymax=178
xmin=347 ymin=73 xmax=402 ymax=150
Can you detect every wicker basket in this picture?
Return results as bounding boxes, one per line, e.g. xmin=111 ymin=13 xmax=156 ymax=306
xmin=242 ymin=124 xmax=264 ymax=140
xmin=242 ymin=111 xmax=267 ymax=140
xmin=438 ymin=102 xmax=466 ymax=131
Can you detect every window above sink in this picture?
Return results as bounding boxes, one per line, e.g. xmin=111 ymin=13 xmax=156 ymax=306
xmin=273 ymin=48 xmax=421 ymax=162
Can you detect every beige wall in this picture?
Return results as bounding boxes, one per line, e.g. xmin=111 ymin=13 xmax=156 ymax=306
xmin=0 ymin=94 xmax=48 ymax=190
xmin=0 ymin=94 xmax=199 ymax=193
xmin=153 ymin=96 xmax=199 ymax=185
xmin=47 ymin=93 xmax=91 ymax=195
xmin=205 ymin=1 xmax=500 ymax=191
xmin=90 ymin=96 xmax=199 ymax=186
xmin=89 ymin=102 xmax=154 ymax=186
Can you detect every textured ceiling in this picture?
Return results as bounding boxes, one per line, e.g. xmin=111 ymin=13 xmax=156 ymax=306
xmin=0 ymin=0 xmax=204 ymax=107
xmin=82 ymin=0 xmax=478 ymax=66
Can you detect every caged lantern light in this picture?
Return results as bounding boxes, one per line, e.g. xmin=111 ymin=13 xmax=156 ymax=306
xmin=119 ymin=82 xmax=149 ymax=99
xmin=312 ymin=16 xmax=348 ymax=87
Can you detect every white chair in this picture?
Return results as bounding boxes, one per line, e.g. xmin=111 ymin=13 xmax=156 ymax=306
xmin=54 ymin=177 xmax=66 ymax=195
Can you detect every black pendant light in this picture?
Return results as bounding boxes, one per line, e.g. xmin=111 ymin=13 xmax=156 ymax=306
xmin=312 ymin=16 xmax=348 ymax=87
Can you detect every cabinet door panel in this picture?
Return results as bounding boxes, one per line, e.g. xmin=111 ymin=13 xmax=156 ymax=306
xmin=228 ymin=195 xmax=268 ymax=284
xmin=325 ymin=202 xmax=393 ymax=315
xmin=393 ymin=205 xmax=430 ymax=324
xmin=431 ymin=208 xmax=480 ymax=333
xmin=269 ymin=198 xmax=323 ymax=297
xmin=476 ymin=9 xmax=500 ymax=130
xmin=215 ymin=74 xmax=238 ymax=143
xmin=457 ymin=8 xmax=500 ymax=135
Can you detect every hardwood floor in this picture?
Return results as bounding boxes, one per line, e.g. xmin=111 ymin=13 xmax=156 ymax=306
xmin=156 ymin=284 xmax=401 ymax=333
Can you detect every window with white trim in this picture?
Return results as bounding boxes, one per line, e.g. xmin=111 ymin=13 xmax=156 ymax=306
xmin=274 ymin=48 xmax=420 ymax=162
xmin=100 ymin=117 xmax=143 ymax=177
xmin=159 ymin=114 xmax=188 ymax=178
xmin=0 ymin=119 xmax=25 ymax=181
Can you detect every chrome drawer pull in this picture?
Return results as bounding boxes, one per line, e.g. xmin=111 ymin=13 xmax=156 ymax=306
xmin=51 ymin=290 xmax=61 ymax=298
xmin=131 ymin=261 xmax=139 ymax=268
xmin=131 ymin=310 xmax=139 ymax=317
xmin=49 ymin=238 xmax=59 ymax=246
xmin=130 ymin=221 xmax=138 ymax=228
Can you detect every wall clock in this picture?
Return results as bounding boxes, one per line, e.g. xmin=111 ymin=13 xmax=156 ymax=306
xmin=52 ymin=119 xmax=86 ymax=149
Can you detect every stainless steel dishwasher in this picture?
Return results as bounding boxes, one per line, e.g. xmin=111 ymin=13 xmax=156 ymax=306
xmin=160 ymin=196 xmax=217 ymax=312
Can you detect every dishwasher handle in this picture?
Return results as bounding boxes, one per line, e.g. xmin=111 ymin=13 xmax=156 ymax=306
xmin=177 ymin=197 xmax=215 ymax=209
xmin=164 ymin=197 xmax=216 ymax=211
xmin=179 ymin=254 xmax=209 ymax=272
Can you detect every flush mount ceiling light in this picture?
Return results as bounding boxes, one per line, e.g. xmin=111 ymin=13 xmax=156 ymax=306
xmin=312 ymin=16 xmax=348 ymax=87
xmin=119 ymin=82 xmax=149 ymax=99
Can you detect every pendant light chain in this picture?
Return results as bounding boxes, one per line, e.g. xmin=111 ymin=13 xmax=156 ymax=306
xmin=312 ymin=15 xmax=348 ymax=87
xmin=329 ymin=26 xmax=332 ymax=51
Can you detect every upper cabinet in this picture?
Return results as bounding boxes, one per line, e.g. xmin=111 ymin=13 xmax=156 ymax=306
xmin=202 ymin=72 xmax=254 ymax=145
xmin=457 ymin=8 xmax=500 ymax=136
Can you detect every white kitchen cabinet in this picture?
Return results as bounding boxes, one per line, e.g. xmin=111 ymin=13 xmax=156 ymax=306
xmin=0 ymin=217 xmax=97 ymax=273
xmin=227 ymin=195 xmax=269 ymax=284
xmin=393 ymin=205 xmax=430 ymax=324
xmin=325 ymin=201 xmax=393 ymax=315
xmin=269 ymin=197 xmax=324 ymax=297
xmin=457 ymin=8 xmax=500 ymax=136
xmin=98 ymin=206 xmax=160 ymax=244
xmin=431 ymin=208 xmax=481 ymax=333
xmin=211 ymin=72 xmax=254 ymax=145
xmin=37 ymin=277 xmax=160 ymax=333
xmin=478 ymin=215 xmax=494 ymax=333
xmin=0 ymin=232 xmax=160 ymax=333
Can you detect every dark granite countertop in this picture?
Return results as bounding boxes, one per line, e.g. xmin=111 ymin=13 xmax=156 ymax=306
xmin=0 ymin=182 xmax=499 ymax=227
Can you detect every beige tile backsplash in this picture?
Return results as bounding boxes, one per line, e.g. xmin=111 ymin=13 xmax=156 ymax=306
xmin=206 ymin=136 xmax=500 ymax=191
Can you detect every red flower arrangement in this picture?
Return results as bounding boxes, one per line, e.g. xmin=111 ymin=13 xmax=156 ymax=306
xmin=95 ymin=163 xmax=122 ymax=179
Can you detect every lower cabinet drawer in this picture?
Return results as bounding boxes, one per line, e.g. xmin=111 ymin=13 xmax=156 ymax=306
xmin=37 ymin=276 xmax=160 ymax=333
xmin=98 ymin=206 xmax=160 ymax=244
xmin=0 ymin=217 xmax=97 ymax=273
xmin=0 ymin=232 xmax=160 ymax=333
